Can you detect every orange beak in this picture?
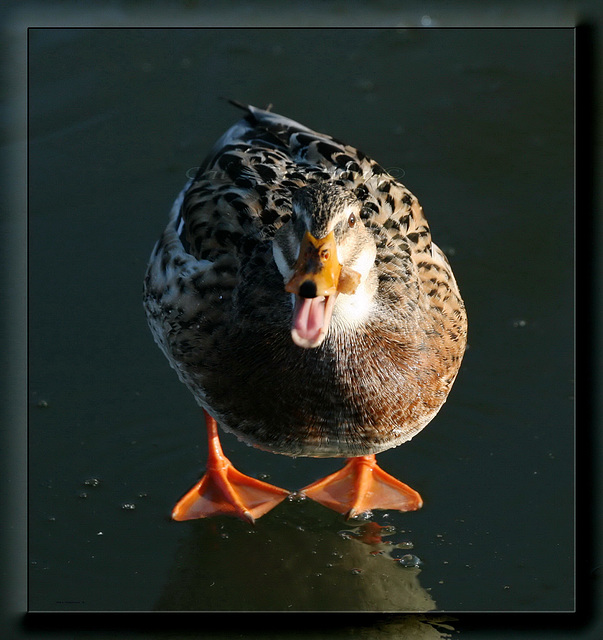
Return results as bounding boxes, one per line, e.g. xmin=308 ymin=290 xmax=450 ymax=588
xmin=285 ymin=230 xmax=341 ymax=297
xmin=285 ymin=230 xmax=362 ymax=349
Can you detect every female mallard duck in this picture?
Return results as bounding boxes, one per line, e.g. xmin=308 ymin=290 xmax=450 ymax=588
xmin=143 ymin=102 xmax=467 ymax=523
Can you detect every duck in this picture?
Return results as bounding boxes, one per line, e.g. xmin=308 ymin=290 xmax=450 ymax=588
xmin=143 ymin=101 xmax=467 ymax=524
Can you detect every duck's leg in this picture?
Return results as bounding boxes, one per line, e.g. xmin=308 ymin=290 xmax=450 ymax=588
xmin=301 ymin=455 xmax=423 ymax=519
xmin=172 ymin=410 xmax=290 ymax=524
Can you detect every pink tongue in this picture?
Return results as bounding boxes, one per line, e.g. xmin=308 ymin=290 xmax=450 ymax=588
xmin=293 ymin=296 xmax=326 ymax=342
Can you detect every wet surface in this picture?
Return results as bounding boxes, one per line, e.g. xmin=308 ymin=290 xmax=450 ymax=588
xmin=26 ymin=27 xmax=574 ymax=617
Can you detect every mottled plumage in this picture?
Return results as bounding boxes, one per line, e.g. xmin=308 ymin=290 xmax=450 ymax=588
xmin=143 ymin=103 xmax=467 ymax=463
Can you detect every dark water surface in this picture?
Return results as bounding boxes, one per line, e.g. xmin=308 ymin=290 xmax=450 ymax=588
xmin=27 ymin=28 xmax=574 ymax=620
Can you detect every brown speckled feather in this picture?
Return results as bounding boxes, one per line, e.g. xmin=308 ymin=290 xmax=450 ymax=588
xmin=143 ymin=104 xmax=467 ymax=457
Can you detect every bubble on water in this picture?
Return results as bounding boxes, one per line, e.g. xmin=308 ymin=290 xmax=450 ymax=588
xmin=84 ymin=478 xmax=101 ymax=488
xmin=37 ymin=400 xmax=49 ymax=408
xmin=121 ymin=503 xmax=136 ymax=510
xmin=396 ymin=540 xmax=414 ymax=550
xmin=347 ymin=510 xmax=373 ymax=523
xmin=397 ymin=554 xmax=422 ymax=568
xmin=287 ymin=492 xmax=307 ymax=503
xmin=337 ymin=530 xmax=353 ymax=540
xmin=78 ymin=492 xmax=88 ymax=499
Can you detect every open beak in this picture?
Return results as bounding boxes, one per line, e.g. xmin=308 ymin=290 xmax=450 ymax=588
xmin=285 ymin=231 xmax=360 ymax=349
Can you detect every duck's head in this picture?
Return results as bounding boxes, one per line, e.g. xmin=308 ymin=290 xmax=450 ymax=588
xmin=273 ymin=183 xmax=377 ymax=348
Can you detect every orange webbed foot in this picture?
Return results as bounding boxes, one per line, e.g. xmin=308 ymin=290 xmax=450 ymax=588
xmin=301 ymin=455 xmax=423 ymax=519
xmin=172 ymin=411 xmax=290 ymax=524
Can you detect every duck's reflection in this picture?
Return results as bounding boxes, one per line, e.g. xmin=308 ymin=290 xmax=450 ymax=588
xmin=155 ymin=500 xmax=454 ymax=637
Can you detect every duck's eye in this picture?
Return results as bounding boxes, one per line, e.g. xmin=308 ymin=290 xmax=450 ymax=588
xmin=348 ymin=213 xmax=356 ymax=228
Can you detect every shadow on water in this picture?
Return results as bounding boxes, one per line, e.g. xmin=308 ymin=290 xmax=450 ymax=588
xmin=155 ymin=504 xmax=433 ymax=611
xmin=154 ymin=501 xmax=456 ymax=636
